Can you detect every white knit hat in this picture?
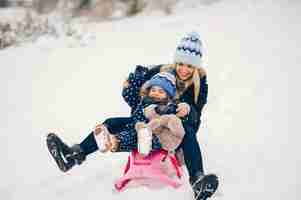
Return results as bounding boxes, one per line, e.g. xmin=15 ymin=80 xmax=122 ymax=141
xmin=174 ymin=31 xmax=202 ymax=68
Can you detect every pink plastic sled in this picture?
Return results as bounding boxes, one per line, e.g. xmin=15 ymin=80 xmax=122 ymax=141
xmin=114 ymin=149 xmax=183 ymax=191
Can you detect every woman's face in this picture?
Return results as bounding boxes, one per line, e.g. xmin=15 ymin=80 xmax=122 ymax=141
xmin=148 ymin=86 xmax=168 ymax=102
xmin=176 ymin=63 xmax=195 ymax=81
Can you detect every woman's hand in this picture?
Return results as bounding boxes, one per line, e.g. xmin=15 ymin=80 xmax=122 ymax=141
xmin=176 ymin=103 xmax=191 ymax=118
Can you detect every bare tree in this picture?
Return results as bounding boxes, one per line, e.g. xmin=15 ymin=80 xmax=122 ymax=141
xmin=0 ymin=0 xmax=8 ymax=7
xmin=33 ymin=0 xmax=59 ymax=14
xmin=113 ymin=0 xmax=177 ymax=16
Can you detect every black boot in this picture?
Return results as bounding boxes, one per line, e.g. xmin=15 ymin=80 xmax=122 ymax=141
xmin=190 ymin=172 xmax=219 ymax=200
xmin=46 ymin=133 xmax=86 ymax=172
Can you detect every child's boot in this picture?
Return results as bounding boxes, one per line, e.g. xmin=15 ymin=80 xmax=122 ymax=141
xmin=47 ymin=133 xmax=86 ymax=172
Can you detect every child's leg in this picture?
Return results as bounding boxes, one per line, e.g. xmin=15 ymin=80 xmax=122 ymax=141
xmin=114 ymin=129 xmax=162 ymax=153
xmin=47 ymin=133 xmax=86 ymax=172
xmin=79 ymin=131 xmax=99 ymax=156
xmin=79 ymin=117 xmax=161 ymax=155
xmin=80 ymin=124 xmax=119 ymax=154
xmin=79 ymin=117 xmax=133 ymax=155
xmin=102 ymin=117 xmax=133 ymax=134
xmin=47 ymin=118 xmax=134 ymax=172
xmin=114 ymin=130 xmax=137 ymax=152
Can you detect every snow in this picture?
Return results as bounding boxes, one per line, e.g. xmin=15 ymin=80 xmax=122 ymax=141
xmin=1 ymin=0 xmax=300 ymax=200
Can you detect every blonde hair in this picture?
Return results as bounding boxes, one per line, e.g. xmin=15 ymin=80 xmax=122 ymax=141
xmin=160 ymin=64 xmax=206 ymax=104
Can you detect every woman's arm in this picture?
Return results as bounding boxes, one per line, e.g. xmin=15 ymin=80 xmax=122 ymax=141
xmin=122 ymin=65 xmax=163 ymax=111
xmin=122 ymin=66 xmax=149 ymax=111
xmin=176 ymin=76 xmax=208 ymax=130
xmin=194 ymin=75 xmax=208 ymax=114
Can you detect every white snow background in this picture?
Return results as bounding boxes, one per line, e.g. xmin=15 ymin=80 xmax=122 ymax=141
xmin=0 ymin=0 xmax=300 ymax=200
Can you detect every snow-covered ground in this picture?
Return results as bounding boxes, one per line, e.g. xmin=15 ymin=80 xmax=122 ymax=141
xmin=1 ymin=0 xmax=300 ymax=200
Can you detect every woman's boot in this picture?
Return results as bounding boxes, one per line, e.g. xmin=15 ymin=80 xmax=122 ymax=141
xmin=190 ymin=172 xmax=219 ymax=200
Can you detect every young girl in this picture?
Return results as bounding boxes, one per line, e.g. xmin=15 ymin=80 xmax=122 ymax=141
xmin=47 ymin=72 xmax=185 ymax=172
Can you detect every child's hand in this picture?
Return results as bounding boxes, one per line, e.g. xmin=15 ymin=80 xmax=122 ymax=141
xmin=135 ymin=122 xmax=149 ymax=131
xmin=123 ymin=80 xmax=129 ymax=88
xmin=109 ymin=135 xmax=120 ymax=152
xmin=94 ymin=123 xmax=103 ymax=135
xmin=176 ymin=103 xmax=190 ymax=117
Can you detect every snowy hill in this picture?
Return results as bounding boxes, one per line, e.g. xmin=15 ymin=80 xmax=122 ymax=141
xmin=1 ymin=1 xmax=300 ymax=200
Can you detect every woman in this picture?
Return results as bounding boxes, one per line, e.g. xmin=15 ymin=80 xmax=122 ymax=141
xmin=120 ymin=32 xmax=218 ymax=200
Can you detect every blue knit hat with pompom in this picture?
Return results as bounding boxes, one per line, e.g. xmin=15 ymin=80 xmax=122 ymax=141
xmin=143 ymin=72 xmax=176 ymax=98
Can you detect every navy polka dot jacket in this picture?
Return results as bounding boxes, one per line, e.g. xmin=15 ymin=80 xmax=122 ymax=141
xmin=116 ymin=64 xmax=208 ymax=152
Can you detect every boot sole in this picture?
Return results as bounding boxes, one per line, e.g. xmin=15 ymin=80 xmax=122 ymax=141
xmin=46 ymin=133 xmax=71 ymax=172
xmin=194 ymin=174 xmax=219 ymax=200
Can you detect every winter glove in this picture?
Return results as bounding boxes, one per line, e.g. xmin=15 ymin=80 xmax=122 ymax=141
xmin=134 ymin=65 xmax=148 ymax=80
xmin=176 ymin=102 xmax=190 ymax=118
xmin=126 ymin=65 xmax=148 ymax=86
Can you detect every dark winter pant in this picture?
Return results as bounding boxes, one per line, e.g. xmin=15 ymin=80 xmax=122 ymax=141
xmin=102 ymin=117 xmax=133 ymax=134
xmin=80 ymin=117 xmax=132 ymax=155
xmin=79 ymin=117 xmax=204 ymax=179
xmin=177 ymin=123 xmax=204 ymax=178
xmin=80 ymin=117 xmax=161 ymax=155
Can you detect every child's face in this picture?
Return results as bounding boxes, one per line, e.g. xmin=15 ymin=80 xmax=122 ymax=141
xmin=148 ymin=86 xmax=168 ymax=102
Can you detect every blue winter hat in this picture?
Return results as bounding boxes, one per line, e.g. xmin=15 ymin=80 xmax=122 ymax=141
xmin=143 ymin=72 xmax=176 ymax=98
xmin=174 ymin=31 xmax=203 ymax=68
